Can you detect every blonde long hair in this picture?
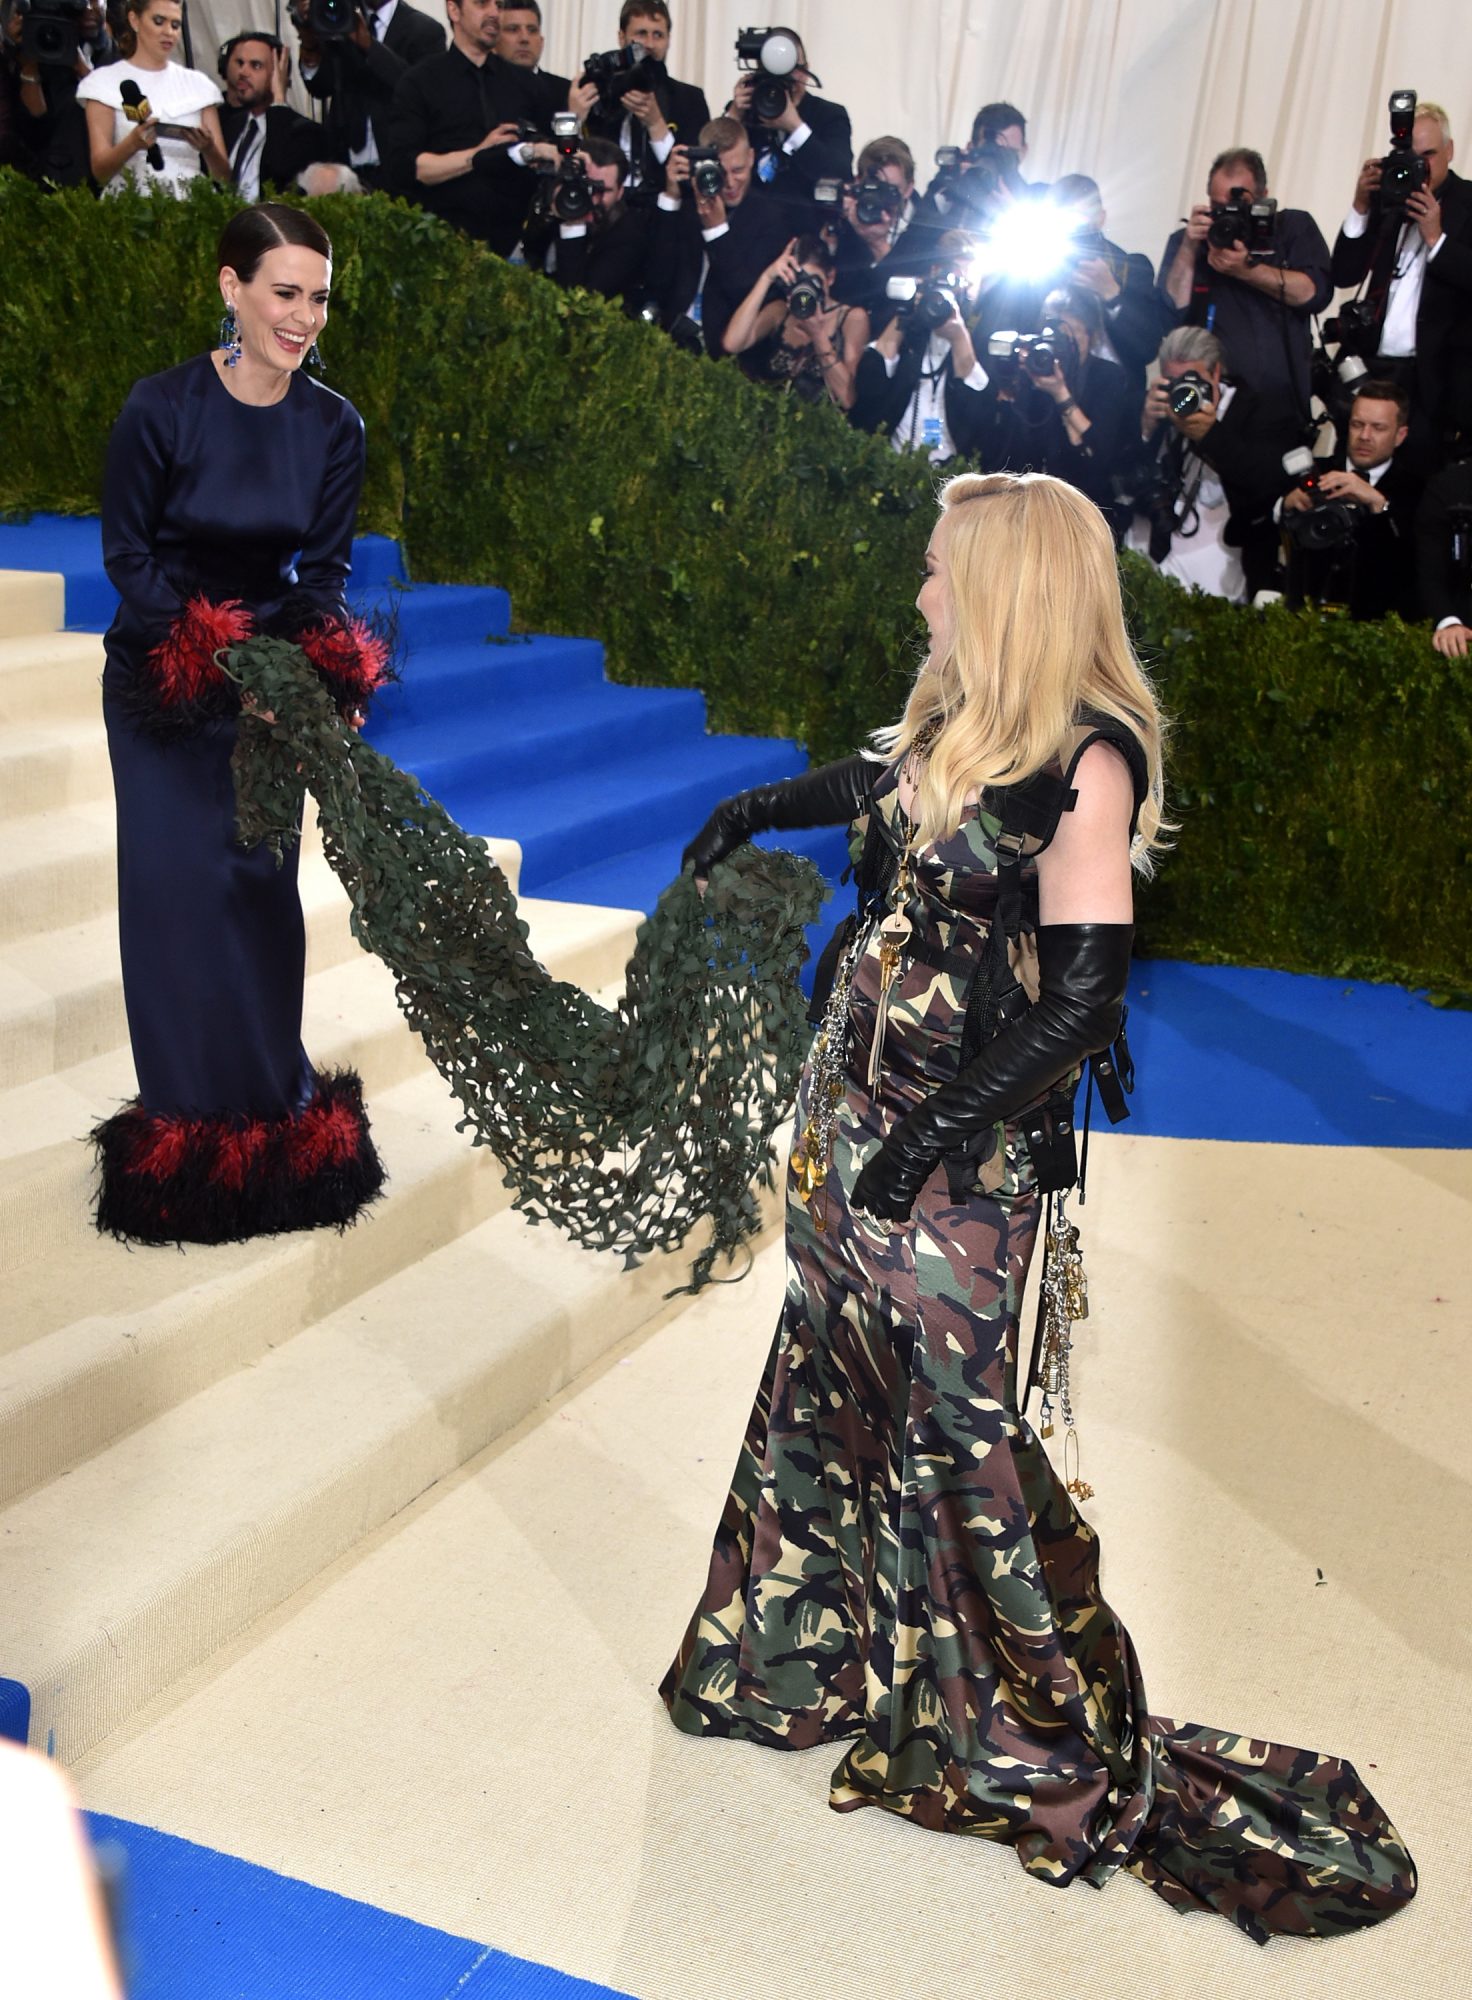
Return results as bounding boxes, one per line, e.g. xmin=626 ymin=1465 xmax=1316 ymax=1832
xmin=878 ymin=471 xmax=1170 ymax=872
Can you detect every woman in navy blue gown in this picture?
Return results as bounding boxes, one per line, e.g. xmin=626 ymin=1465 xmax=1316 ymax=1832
xmin=93 ymin=202 xmax=387 ymax=1243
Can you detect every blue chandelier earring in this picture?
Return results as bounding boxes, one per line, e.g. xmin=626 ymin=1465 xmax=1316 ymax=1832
xmin=307 ymin=337 xmax=324 ymax=373
xmin=219 ymin=300 xmax=242 ymax=367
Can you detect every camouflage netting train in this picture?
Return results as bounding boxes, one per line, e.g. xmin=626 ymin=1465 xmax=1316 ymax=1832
xmin=227 ymin=634 xmax=827 ymax=1291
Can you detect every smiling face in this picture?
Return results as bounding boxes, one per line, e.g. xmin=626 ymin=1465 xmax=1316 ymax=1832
xmin=220 ymin=244 xmax=331 ymax=376
xmin=128 ymin=2 xmax=181 ymax=62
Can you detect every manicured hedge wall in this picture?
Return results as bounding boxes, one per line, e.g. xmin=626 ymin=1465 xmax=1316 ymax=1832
xmin=1 ymin=174 xmax=1467 ymax=998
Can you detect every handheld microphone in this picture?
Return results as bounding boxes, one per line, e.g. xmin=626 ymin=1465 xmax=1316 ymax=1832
xmin=119 ymin=79 xmax=166 ymax=172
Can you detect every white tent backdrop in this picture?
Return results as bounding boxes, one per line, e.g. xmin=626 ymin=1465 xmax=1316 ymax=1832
xmin=190 ymin=0 xmax=1469 ymax=278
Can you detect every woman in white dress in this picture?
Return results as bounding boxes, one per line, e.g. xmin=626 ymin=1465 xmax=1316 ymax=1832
xmin=77 ymin=0 xmax=229 ymax=194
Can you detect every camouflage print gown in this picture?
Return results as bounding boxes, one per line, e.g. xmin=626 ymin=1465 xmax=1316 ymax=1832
xmin=661 ymin=759 xmax=1417 ymax=1945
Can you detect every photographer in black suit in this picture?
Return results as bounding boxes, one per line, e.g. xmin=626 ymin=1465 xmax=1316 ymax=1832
xmin=979 ymin=286 xmax=1139 ymax=538
xmin=584 ymin=2 xmax=709 ymax=203
xmin=1052 ymin=174 xmax=1172 ymax=390
xmin=830 ymin=136 xmax=938 ymax=315
xmin=849 ymin=237 xmax=990 ymax=462
xmin=728 ymin=24 xmax=851 ymax=226
xmin=219 ymin=32 xmax=341 ymax=199
xmin=385 ymin=0 xmax=564 ymax=255
xmin=1331 ymin=100 xmax=1472 ymax=468
xmin=547 ymin=136 xmax=682 ymax=321
xmin=1125 ymin=325 xmax=1301 ymax=601
xmin=1 ymin=0 xmax=114 ymax=187
xmin=292 ymin=0 xmax=443 ymax=190
xmin=1416 ymin=459 xmax=1472 ymax=656
xmin=1279 ymin=380 xmax=1422 ymax=618
xmin=1159 ymin=146 xmax=1331 ymax=426
xmin=686 ymin=114 xmax=793 ymax=358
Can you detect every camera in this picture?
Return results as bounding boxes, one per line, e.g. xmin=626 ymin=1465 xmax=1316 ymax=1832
xmin=1207 ymin=189 xmax=1278 ymax=260
xmin=1310 ymin=343 xmax=1368 ymax=422
xmin=1448 ymin=501 xmax=1472 ymax=590
xmin=929 ymin=141 xmax=1021 ymax=221
xmin=1323 ymin=297 xmax=1378 ymax=358
xmin=1379 ymin=88 xmax=1429 ymax=212
xmin=735 ymin=26 xmax=801 ymax=122
xmin=4 ymin=0 xmax=87 ymax=68
xmin=306 ymin=0 xmax=362 ymax=41
xmin=813 ymin=176 xmax=903 ymax=228
xmin=532 ymin=111 xmax=594 ymax=224
xmin=1166 ymin=369 xmax=1215 ymax=419
xmin=885 ymin=272 xmax=959 ymax=333
xmin=781 ymin=270 xmax=827 ymax=321
xmin=1280 ymin=447 xmax=1361 ymax=551
xmin=581 ymin=41 xmax=663 ymax=107
xmin=683 ymin=143 xmax=724 ymax=201
xmin=988 ymin=325 xmax=1074 ymax=381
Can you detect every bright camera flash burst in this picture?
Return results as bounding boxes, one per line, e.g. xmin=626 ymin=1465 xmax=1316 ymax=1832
xmin=975 ymin=201 xmax=1082 ymax=282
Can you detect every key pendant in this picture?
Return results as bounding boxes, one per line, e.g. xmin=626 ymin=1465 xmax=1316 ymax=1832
xmin=867 ymin=907 xmax=912 ymax=1088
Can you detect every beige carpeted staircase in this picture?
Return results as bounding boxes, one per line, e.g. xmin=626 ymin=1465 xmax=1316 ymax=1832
xmin=0 ymin=566 xmax=739 ymax=1766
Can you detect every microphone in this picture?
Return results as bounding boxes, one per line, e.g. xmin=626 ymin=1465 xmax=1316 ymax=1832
xmin=119 ymin=79 xmax=166 ymax=172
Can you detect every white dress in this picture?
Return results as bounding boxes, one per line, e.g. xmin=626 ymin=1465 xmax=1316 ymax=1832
xmin=75 ymin=59 xmax=222 ymax=197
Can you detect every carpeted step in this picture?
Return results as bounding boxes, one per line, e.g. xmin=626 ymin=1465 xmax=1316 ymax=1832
xmin=1 ymin=1142 xmax=779 ymax=1768
xmin=444 ymin=737 xmax=809 ymax=892
xmin=0 ymin=569 xmax=65 ymax=639
xmin=0 ymin=523 xmax=115 ymax=629
xmin=0 ymin=717 xmax=114 ymax=819
xmin=364 ymin=581 xmax=512 ymax=652
xmin=0 ymin=629 xmax=106 ymax=724
xmin=366 ymin=634 xmax=607 ymax=735
xmin=375 ymin=680 xmax=709 ymax=795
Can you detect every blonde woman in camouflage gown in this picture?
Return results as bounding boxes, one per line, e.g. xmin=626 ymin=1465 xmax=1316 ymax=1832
xmin=663 ymin=472 xmax=1416 ymax=1944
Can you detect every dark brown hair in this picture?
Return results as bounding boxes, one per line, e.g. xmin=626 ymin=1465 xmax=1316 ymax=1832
xmin=1208 ymin=147 xmax=1268 ymax=199
xmin=217 ymin=203 xmax=332 ymax=280
xmin=1354 ymin=377 xmax=1411 ymax=424
xmin=619 ymin=0 xmax=670 ymax=27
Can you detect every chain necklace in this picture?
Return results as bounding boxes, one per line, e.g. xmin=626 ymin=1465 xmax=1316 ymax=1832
xmin=789 ymin=716 xmax=944 ymax=1229
xmin=1036 ymin=1189 xmax=1094 ymax=1500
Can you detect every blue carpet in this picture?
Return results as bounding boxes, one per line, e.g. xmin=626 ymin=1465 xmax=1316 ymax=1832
xmin=85 ymin=1815 xmax=634 ymax=2000
xmin=3 ymin=512 xmax=1465 ymax=1149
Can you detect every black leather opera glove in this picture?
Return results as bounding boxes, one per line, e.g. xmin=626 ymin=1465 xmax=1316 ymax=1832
xmin=682 ymin=755 xmax=878 ymax=875
xmin=851 ymin=923 xmax=1135 ymax=1224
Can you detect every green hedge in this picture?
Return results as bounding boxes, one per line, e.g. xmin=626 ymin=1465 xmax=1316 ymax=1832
xmin=1 ymin=174 xmax=1468 ymax=998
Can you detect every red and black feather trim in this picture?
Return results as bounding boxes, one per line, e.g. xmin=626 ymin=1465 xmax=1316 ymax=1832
xmin=120 ymin=597 xmax=256 ymax=741
xmin=91 ymin=1069 xmax=385 ymax=1246
xmin=263 ymin=595 xmax=400 ymax=723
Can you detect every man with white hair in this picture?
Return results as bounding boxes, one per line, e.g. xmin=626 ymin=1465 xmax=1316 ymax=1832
xmin=1331 ymin=98 xmax=1472 ymax=466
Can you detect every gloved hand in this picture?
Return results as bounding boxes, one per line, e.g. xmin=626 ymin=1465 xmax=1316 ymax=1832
xmin=850 ymin=923 xmax=1134 ymax=1223
xmin=683 ymin=754 xmax=878 ymax=876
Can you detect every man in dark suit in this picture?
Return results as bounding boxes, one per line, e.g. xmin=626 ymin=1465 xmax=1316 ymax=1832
xmin=1415 ymin=459 xmax=1472 ymax=654
xmin=1127 ymin=325 xmax=1303 ymax=600
xmin=1330 ymin=101 xmax=1472 ymax=468
xmin=383 ymin=0 xmax=563 ymax=256
xmin=849 ymin=247 xmax=990 ymax=461
xmin=291 ymin=0 xmax=444 ymax=191
xmin=685 ymin=114 xmax=795 ymax=358
xmin=493 ymin=0 xmax=573 ymax=99
xmin=1050 ymin=174 xmax=1173 ymax=390
xmin=219 ymin=32 xmax=343 ymax=199
xmin=583 ymin=1 xmax=709 ymax=206
xmin=729 ymin=25 xmax=851 ymax=230
xmin=1280 ymin=379 xmax=1423 ymax=617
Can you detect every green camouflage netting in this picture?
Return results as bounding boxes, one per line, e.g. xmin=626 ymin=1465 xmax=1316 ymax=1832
xmin=228 ymin=635 xmax=826 ymax=1291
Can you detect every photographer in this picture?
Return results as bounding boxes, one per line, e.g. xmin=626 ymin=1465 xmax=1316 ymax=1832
xmin=729 ymin=24 xmax=851 ymax=222
xmin=219 ymin=32 xmax=341 ymax=200
xmin=1278 ymin=379 xmax=1421 ymax=618
xmin=495 ymin=2 xmax=571 ymax=96
xmin=1 ymin=0 xmax=113 ymax=186
xmin=1331 ymin=100 xmax=1472 ymax=467
xmin=1125 ymin=325 xmax=1301 ymax=600
xmin=1159 ymin=147 xmax=1331 ymax=425
xmin=547 ymin=135 xmax=679 ymax=321
xmin=583 ymin=2 xmax=708 ymax=203
xmin=293 ymin=0 xmax=443 ymax=190
xmin=970 ymin=100 xmax=1029 ymax=175
xmin=681 ymin=113 xmax=794 ymax=358
xmin=719 ymin=232 xmax=868 ymax=407
xmin=830 ymin=136 xmax=936 ymax=313
xmin=1052 ymin=173 xmax=1172 ymax=389
xmin=1416 ymin=458 xmax=1472 ymax=656
xmin=384 ymin=0 xmax=564 ymax=254
xmin=850 ymin=240 xmax=989 ymax=461
xmin=979 ymin=286 xmax=1138 ymax=537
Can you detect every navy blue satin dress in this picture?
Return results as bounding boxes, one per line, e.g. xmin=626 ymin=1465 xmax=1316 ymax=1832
xmin=94 ymin=352 xmax=383 ymax=1243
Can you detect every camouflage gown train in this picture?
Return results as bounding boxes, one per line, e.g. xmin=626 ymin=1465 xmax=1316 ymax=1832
xmin=660 ymin=748 xmax=1416 ymax=1945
